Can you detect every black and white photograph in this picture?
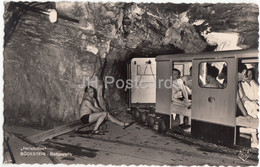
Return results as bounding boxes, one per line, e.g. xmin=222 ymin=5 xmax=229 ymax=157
xmin=2 ymin=1 xmax=259 ymax=165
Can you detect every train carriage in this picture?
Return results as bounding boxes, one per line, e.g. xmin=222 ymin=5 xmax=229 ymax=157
xmin=128 ymin=49 xmax=259 ymax=148
xmin=128 ymin=58 xmax=157 ymax=124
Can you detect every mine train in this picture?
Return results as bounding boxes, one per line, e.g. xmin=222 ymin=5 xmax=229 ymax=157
xmin=127 ymin=49 xmax=259 ymax=147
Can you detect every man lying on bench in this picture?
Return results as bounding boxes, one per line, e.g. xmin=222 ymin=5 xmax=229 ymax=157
xmin=79 ymin=86 xmax=132 ymax=135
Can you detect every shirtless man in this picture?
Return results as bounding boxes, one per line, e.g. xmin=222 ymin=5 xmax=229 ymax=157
xmin=79 ymin=86 xmax=131 ymax=135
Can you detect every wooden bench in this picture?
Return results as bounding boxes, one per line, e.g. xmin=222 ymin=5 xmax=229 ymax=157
xmin=169 ymin=106 xmax=258 ymax=130
xmin=236 ymin=116 xmax=259 ymax=129
xmin=170 ymin=104 xmax=191 ymax=129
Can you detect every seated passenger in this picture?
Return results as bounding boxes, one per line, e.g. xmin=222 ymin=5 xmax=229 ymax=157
xmin=218 ymin=64 xmax=227 ymax=88
xmin=181 ymin=66 xmax=192 ymax=100
xmin=171 ymin=68 xmax=191 ymax=130
xmin=220 ymin=64 xmax=248 ymax=116
xmin=205 ymin=66 xmax=223 ymax=88
xmin=79 ymin=86 xmax=132 ymax=135
xmin=237 ymin=67 xmax=259 ymax=148
xmin=219 ymin=63 xmax=249 ymax=116
xmin=240 ymin=68 xmax=259 ymax=118
xmin=237 ymin=64 xmax=248 ymax=117
xmin=172 ymin=68 xmax=191 ymax=108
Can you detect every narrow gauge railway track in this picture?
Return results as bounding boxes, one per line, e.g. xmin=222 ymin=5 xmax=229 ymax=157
xmin=43 ymin=132 xmax=257 ymax=166
xmin=44 ymin=140 xmax=172 ymax=165
xmin=77 ymin=131 xmax=258 ymax=162
xmin=131 ymin=109 xmax=258 ymax=160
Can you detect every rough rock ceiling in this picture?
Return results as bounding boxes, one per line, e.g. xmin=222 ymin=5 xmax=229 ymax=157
xmin=56 ymin=2 xmax=259 ymax=52
xmin=5 ymin=2 xmax=259 ymax=56
xmin=188 ymin=3 xmax=259 ymax=48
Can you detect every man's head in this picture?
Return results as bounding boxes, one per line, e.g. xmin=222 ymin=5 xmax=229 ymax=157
xmin=246 ymin=68 xmax=255 ymax=81
xmin=238 ymin=62 xmax=247 ymax=73
xmin=237 ymin=63 xmax=247 ymax=82
xmin=173 ymin=68 xmax=181 ymax=80
xmin=206 ymin=66 xmax=219 ymax=83
xmin=85 ymin=86 xmax=95 ymax=98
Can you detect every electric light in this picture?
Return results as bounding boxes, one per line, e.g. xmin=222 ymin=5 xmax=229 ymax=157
xmin=42 ymin=9 xmax=57 ymax=23
xmin=47 ymin=9 xmax=57 ymax=23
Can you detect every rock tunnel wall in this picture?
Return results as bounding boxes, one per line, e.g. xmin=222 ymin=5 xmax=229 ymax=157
xmin=4 ymin=2 xmax=258 ymax=128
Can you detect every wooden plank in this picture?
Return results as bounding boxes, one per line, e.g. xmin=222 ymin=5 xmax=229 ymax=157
xmin=236 ymin=116 xmax=259 ymax=129
xmin=6 ymin=130 xmax=59 ymax=164
xmin=27 ymin=120 xmax=90 ymax=143
xmin=171 ymin=105 xmax=191 ymax=117
xmin=3 ymin=138 xmax=15 ymax=164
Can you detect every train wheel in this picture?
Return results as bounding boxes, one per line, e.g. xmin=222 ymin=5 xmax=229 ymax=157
xmin=147 ymin=116 xmax=155 ymax=128
xmin=158 ymin=119 xmax=167 ymax=133
xmin=135 ymin=110 xmax=141 ymax=122
xmin=141 ymin=112 xmax=147 ymax=124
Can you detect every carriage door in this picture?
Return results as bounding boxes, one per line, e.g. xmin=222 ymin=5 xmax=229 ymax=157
xmin=192 ymin=57 xmax=237 ymax=146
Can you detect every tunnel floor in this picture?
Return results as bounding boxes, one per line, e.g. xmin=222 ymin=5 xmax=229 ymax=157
xmin=3 ymin=111 xmax=259 ymax=165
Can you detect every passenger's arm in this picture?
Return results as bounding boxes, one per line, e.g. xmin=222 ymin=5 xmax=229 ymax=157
xmin=239 ymin=82 xmax=258 ymax=103
xmin=252 ymin=80 xmax=259 ymax=103
xmin=177 ymin=79 xmax=191 ymax=102
xmin=238 ymin=82 xmax=247 ymax=103
xmin=181 ymin=83 xmax=190 ymax=102
xmin=236 ymin=92 xmax=249 ymax=116
xmin=237 ymin=83 xmax=250 ymax=117
xmin=184 ymin=85 xmax=192 ymax=95
xmin=181 ymin=76 xmax=192 ymax=94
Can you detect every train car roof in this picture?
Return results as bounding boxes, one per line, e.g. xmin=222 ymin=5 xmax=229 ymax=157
xmin=155 ymin=48 xmax=259 ymax=61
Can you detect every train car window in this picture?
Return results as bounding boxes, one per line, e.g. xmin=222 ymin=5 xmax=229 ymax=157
xmin=137 ymin=64 xmax=156 ymax=76
xmin=199 ymin=61 xmax=227 ymax=89
xmin=172 ymin=62 xmax=192 ymax=102
xmin=239 ymin=58 xmax=259 ymax=84
xmin=173 ymin=64 xmax=184 ymax=76
xmin=172 ymin=62 xmax=192 ymax=77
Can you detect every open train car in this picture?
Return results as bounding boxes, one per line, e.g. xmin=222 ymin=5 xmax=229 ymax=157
xmin=127 ymin=58 xmax=157 ymax=123
xmin=129 ymin=58 xmax=156 ymax=106
xmin=156 ymin=48 xmax=259 ymax=147
xmin=129 ymin=49 xmax=259 ymax=148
